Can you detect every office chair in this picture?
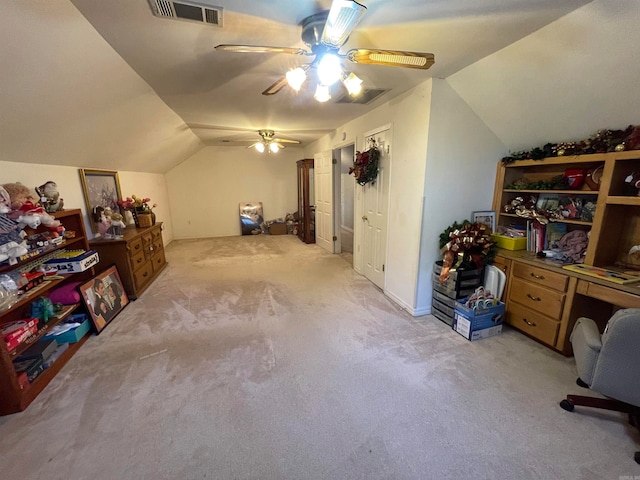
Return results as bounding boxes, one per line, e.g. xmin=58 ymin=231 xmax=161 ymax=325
xmin=559 ymin=309 xmax=640 ymax=464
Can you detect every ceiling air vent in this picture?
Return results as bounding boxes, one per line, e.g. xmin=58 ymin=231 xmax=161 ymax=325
xmin=335 ymin=88 xmax=388 ymax=105
xmin=148 ymin=0 xmax=223 ymax=26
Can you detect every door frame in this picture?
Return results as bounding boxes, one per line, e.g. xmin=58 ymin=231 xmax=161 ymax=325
xmin=332 ymin=139 xmax=358 ymax=257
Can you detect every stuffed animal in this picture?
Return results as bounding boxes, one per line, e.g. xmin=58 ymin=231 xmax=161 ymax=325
xmin=93 ymin=206 xmax=111 ymax=237
xmin=35 ymin=181 xmax=64 ymax=213
xmin=0 ymin=186 xmax=11 ymax=214
xmin=2 ymin=183 xmax=33 ymax=211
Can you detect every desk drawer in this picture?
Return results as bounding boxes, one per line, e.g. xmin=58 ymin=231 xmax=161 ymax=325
xmin=509 ymin=277 xmax=565 ymax=319
xmin=507 ymin=302 xmax=559 ymax=346
xmin=513 ymin=263 xmax=568 ymax=292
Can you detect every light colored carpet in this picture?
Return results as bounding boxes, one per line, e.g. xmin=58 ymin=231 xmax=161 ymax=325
xmin=1 ymin=235 xmax=638 ymax=479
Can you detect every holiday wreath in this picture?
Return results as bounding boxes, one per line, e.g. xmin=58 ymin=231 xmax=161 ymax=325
xmin=349 ymin=144 xmax=380 ymax=186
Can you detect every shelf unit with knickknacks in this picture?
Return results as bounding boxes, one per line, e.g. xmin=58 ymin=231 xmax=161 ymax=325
xmin=491 ymin=150 xmax=640 ymax=354
xmin=0 ymin=209 xmax=95 ymax=415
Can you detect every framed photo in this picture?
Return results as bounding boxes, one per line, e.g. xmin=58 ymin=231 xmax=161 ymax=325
xmin=79 ymin=169 xmax=123 ymax=232
xmin=472 ymin=210 xmax=496 ymax=233
xmin=79 ymin=265 xmax=129 ymax=334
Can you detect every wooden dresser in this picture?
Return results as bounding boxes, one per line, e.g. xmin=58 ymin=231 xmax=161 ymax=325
xmin=90 ymin=223 xmax=167 ymax=300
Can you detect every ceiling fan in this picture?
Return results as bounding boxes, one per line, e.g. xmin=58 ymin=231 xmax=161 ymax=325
xmin=215 ymin=0 xmax=435 ymax=101
xmin=218 ymin=129 xmax=302 ymax=153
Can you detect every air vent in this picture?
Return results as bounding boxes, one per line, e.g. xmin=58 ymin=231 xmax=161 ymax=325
xmin=336 ymin=89 xmax=387 ymax=104
xmin=148 ymin=0 xmax=223 ymax=26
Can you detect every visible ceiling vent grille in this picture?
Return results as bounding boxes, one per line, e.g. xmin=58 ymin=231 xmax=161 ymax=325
xmin=336 ymin=88 xmax=387 ymax=104
xmin=148 ymin=0 xmax=223 ymax=26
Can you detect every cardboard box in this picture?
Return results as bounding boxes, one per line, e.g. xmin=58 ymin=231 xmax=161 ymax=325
xmin=269 ymin=223 xmax=288 ymax=235
xmin=492 ymin=234 xmax=526 ymax=251
xmin=453 ymin=299 xmax=505 ymax=341
xmin=44 ymin=250 xmax=99 ymax=273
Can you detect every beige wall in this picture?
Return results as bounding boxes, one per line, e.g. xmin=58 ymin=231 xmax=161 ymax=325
xmin=0 ymin=161 xmax=173 ymax=245
xmin=166 ymin=146 xmax=302 ymax=239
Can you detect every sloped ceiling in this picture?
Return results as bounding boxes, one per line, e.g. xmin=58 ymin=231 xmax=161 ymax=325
xmin=0 ymin=0 xmax=203 ymax=173
xmin=0 ymin=0 xmax=600 ymax=173
xmin=449 ymin=0 xmax=640 ymax=151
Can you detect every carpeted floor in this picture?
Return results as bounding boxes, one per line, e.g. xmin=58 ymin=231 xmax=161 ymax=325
xmin=1 ymin=235 xmax=638 ymax=479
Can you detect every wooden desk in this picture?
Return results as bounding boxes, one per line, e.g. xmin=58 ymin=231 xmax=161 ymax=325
xmin=495 ymin=249 xmax=640 ymax=355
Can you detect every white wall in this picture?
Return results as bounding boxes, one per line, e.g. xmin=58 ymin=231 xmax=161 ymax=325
xmin=448 ymin=0 xmax=640 ymax=151
xmin=0 ymin=161 xmax=173 ymax=245
xmin=305 ymin=81 xmax=432 ymax=312
xmin=166 ymin=146 xmax=302 ymax=239
xmin=414 ymin=79 xmax=506 ymax=314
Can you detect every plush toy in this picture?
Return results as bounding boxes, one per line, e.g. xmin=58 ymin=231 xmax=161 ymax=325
xmin=107 ymin=212 xmax=125 ymax=238
xmin=0 ymin=186 xmax=11 ymax=214
xmin=93 ymin=206 xmax=111 ymax=237
xmin=36 ymin=181 xmax=64 ymax=213
xmin=2 ymin=183 xmax=33 ymax=211
xmin=15 ymin=200 xmax=62 ymax=230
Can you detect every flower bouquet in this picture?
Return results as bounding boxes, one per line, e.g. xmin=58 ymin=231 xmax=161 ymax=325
xmin=117 ymin=195 xmax=157 ymax=227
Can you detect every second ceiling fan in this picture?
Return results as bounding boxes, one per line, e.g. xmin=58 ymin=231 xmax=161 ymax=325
xmin=215 ymin=0 xmax=435 ymax=101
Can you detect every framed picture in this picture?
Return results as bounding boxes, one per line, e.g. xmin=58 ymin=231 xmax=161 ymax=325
xmin=472 ymin=210 xmax=496 ymax=233
xmin=79 ymin=265 xmax=129 ymax=334
xmin=79 ymin=169 xmax=123 ymax=232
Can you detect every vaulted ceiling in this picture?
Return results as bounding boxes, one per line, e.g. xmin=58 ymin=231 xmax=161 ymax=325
xmin=68 ymin=0 xmax=591 ymax=145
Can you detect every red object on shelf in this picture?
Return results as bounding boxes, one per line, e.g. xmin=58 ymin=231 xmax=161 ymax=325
xmin=564 ymin=169 xmax=585 ymax=189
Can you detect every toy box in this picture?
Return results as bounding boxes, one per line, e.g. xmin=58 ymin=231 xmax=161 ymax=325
xmin=44 ymin=250 xmax=99 ymax=273
xmin=453 ymin=299 xmax=505 ymax=341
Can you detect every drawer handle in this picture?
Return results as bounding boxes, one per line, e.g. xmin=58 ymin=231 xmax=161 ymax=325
xmin=137 ymin=258 xmax=142 ymax=264
xmin=501 ymin=266 xmax=508 ymax=273
xmin=530 ymin=272 xmax=545 ymax=280
xmin=522 ymin=318 xmax=537 ymax=327
xmin=135 ymin=244 xmax=140 ymax=250
xmin=143 ymin=272 xmax=148 ymax=278
xmin=527 ymin=293 xmax=542 ymax=302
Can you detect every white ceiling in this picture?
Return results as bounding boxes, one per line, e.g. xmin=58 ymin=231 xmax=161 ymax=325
xmin=68 ymin=0 xmax=592 ymax=146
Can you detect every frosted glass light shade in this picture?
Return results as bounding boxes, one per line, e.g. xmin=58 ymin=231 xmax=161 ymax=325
xmin=317 ymin=54 xmax=342 ymax=86
xmin=269 ymin=142 xmax=280 ymax=153
xmin=255 ymin=143 xmax=265 ymax=153
xmin=286 ymin=67 xmax=307 ymax=91
xmin=314 ymin=84 xmax=331 ymax=102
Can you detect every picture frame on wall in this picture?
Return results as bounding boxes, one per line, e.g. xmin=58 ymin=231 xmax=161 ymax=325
xmin=79 ymin=169 xmax=123 ymax=232
xmin=79 ymin=265 xmax=129 ymax=334
xmin=471 ymin=210 xmax=496 ymax=233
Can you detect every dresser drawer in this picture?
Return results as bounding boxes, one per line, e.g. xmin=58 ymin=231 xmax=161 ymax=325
xmin=492 ymin=256 xmax=511 ymax=276
xmin=128 ymin=237 xmax=144 ymax=256
xmin=507 ymin=301 xmax=560 ymax=346
xmin=509 ymin=277 xmax=565 ymax=319
xmin=512 ymin=262 xmax=568 ymax=292
xmin=130 ymin=250 xmax=146 ymax=272
xmin=133 ymin=261 xmax=154 ymax=291
xmin=152 ymin=249 xmax=166 ymax=273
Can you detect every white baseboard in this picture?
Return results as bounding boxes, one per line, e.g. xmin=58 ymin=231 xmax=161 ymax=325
xmin=383 ymin=290 xmax=432 ymax=316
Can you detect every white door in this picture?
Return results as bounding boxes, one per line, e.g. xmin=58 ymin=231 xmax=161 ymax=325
xmin=361 ymin=128 xmax=390 ymax=289
xmin=314 ymin=150 xmax=335 ymax=253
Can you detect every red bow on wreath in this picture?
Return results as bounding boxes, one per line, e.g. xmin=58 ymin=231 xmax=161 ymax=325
xmin=349 ymin=145 xmax=380 ymax=186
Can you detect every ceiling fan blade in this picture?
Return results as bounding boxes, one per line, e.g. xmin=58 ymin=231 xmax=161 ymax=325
xmin=215 ymin=44 xmax=311 ymax=55
xmin=262 ymin=75 xmax=289 ymax=96
xmin=273 ymin=138 xmax=301 ymax=145
xmin=345 ymin=49 xmax=435 ymax=70
xmin=321 ymin=0 xmax=367 ymax=48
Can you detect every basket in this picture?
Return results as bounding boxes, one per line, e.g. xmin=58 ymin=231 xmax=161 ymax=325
xmin=136 ymin=213 xmax=153 ymax=228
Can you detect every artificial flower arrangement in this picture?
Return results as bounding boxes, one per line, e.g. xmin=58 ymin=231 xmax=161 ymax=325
xmin=117 ymin=195 xmax=156 ymax=213
xmin=349 ymin=142 xmax=380 ymax=186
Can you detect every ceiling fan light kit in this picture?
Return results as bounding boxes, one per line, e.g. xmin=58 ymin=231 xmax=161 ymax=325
xmin=215 ymin=0 xmax=435 ymax=102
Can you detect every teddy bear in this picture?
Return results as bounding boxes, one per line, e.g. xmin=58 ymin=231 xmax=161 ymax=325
xmin=35 ymin=181 xmax=64 ymax=213
xmin=2 ymin=183 xmax=33 ymax=211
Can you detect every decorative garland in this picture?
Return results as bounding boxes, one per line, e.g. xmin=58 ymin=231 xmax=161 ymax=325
xmin=438 ymin=220 xmax=497 ymax=282
xmin=349 ymin=143 xmax=380 ymax=186
xmin=502 ymin=124 xmax=640 ymax=164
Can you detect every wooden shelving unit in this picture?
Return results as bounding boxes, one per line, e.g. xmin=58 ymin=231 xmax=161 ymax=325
xmin=0 ymin=209 xmax=95 ymax=415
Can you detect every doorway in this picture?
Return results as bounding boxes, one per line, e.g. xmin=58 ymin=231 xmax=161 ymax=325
xmin=335 ymin=143 xmax=356 ymax=255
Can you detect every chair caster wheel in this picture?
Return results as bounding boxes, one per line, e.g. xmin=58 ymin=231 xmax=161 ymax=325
xmin=576 ymin=378 xmax=589 ymax=388
xmin=560 ymin=399 xmax=575 ymax=412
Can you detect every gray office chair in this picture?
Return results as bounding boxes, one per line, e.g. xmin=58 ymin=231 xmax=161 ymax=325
xmin=560 ymin=309 xmax=640 ymax=464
